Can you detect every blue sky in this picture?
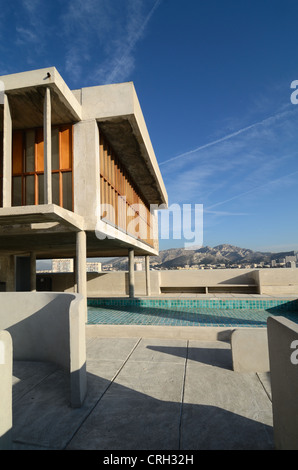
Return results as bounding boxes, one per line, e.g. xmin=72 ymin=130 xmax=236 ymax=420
xmin=1 ymin=0 xmax=298 ymax=253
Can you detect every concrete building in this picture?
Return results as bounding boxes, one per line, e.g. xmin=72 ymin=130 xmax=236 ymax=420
xmin=0 ymin=67 xmax=168 ymax=303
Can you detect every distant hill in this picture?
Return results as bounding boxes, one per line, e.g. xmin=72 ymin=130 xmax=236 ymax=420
xmin=101 ymin=244 xmax=296 ymax=270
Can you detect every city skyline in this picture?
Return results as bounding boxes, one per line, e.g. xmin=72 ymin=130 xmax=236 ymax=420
xmin=1 ymin=1 xmax=298 ymax=251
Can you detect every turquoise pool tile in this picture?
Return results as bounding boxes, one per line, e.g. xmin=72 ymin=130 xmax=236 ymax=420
xmin=87 ymin=297 xmax=298 ymax=327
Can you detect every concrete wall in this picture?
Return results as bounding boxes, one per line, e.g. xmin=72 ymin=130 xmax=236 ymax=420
xmin=160 ymin=269 xmax=259 ymax=293
xmin=36 ymin=268 xmax=298 ymax=297
xmin=267 ymin=316 xmax=298 ymax=450
xmin=258 ymin=269 xmax=298 ymax=295
xmin=231 ymin=328 xmax=270 ymax=372
xmin=0 ymin=330 xmax=12 ymax=450
xmin=0 ymin=292 xmax=87 ymax=408
xmin=37 ymin=271 xmax=161 ymax=297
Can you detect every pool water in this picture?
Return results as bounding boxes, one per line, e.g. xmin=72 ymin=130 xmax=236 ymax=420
xmin=87 ymin=298 xmax=298 ymax=328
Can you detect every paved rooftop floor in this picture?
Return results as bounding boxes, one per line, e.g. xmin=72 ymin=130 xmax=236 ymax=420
xmin=12 ymin=334 xmax=274 ymax=451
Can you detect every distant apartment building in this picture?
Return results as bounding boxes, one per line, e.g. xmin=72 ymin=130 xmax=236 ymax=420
xmin=52 ymin=258 xmax=74 ymax=273
xmin=0 ymin=67 xmax=168 ymax=298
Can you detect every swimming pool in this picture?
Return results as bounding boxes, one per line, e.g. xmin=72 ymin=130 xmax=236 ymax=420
xmin=87 ymin=297 xmax=298 ymax=328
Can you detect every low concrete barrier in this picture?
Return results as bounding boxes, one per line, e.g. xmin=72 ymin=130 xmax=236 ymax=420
xmin=35 ymin=268 xmax=298 ymax=297
xmin=0 ymin=330 xmax=12 ymax=450
xmin=0 ymin=292 xmax=87 ymax=408
xmin=267 ymin=316 xmax=298 ymax=450
xmin=231 ymin=328 xmax=270 ymax=372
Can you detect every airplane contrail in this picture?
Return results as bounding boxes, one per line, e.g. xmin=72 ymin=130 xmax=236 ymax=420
xmin=106 ymin=0 xmax=162 ymax=83
xmin=206 ymin=169 xmax=298 ymax=210
xmin=159 ymin=108 xmax=293 ymax=166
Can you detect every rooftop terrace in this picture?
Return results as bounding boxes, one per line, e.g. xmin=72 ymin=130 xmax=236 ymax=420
xmin=12 ymin=334 xmax=274 ymax=450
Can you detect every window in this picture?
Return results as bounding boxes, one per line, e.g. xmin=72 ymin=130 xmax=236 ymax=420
xmin=11 ymin=125 xmax=73 ymax=210
xmin=0 ymin=131 xmax=3 ymax=207
xmin=99 ymin=131 xmax=154 ymax=247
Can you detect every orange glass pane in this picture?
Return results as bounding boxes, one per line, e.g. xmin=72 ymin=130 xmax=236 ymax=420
xmin=0 ymin=131 xmax=3 ymax=177
xmin=12 ymin=131 xmax=23 ymax=174
xmin=60 ymin=126 xmax=72 ymax=170
xmin=36 ymin=128 xmax=44 ymax=172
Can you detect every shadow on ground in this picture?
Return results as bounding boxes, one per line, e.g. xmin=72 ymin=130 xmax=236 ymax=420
xmin=11 ymin=339 xmax=274 ymax=451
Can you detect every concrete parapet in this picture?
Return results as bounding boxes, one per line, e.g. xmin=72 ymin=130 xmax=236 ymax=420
xmin=0 ymin=330 xmax=13 ymax=450
xmin=0 ymin=292 xmax=87 ymax=408
xmin=35 ymin=268 xmax=298 ymax=297
xmin=231 ymin=328 xmax=270 ymax=372
xmin=267 ymin=316 xmax=298 ymax=449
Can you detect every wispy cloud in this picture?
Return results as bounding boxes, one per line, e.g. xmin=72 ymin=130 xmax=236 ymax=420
xmin=15 ymin=0 xmax=50 ymax=59
xmin=61 ymin=0 xmax=162 ymax=85
xmin=160 ymin=102 xmax=298 ymax=225
xmin=159 ymin=106 xmax=295 ymax=167
xmin=207 ymin=169 xmax=298 ymax=210
xmin=98 ymin=0 xmax=162 ymax=84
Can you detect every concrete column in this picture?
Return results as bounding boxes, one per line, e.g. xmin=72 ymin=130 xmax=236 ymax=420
xmin=3 ymin=94 xmax=12 ymax=208
xmin=145 ymin=255 xmax=151 ymax=296
xmin=44 ymin=87 xmax=52 ymax=204
xmin=6 ymin=256 xmax=15 ymax=292
xmin=30 ymin=252 xmax=36 ymax=292
xmin=128 ymin=248 xmax=135 ymax=298
xmin=73 ymin=257 xmax=77 ymax=293
xmin=76 ymin=231 xmax=87 ymax=319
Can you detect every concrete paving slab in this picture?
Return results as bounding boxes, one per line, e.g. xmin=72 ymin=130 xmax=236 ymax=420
xmin=11 ymin=336 xmax=275 ymax=450
xmin=127 ymin=338 xmax=187 ymax=363
xmin=12 ymin=364 xmax=115 ymax=449
xmin=66 ymin=382 xmax=182 ymax=450
xmin=181 ymin=362 xmax=274 ymax=450
xmin=13 ymin=361 xmax=58 ymax=403
xmin=113 ymin=361 xmax=185 ymax=401
xmin=86 ymin=337 xmax=140 ymax=362
xmin=188 ymin=340 xmax=233 ymax=369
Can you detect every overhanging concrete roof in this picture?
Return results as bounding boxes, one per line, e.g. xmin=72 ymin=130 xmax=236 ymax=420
xmin=0 ymin=205 xmax=158 ymax=258
xmin=0 ymin=68 xmax=167 ymax=208
xmin=0 ymin=67 xmax=82 ymax=129
xmin=73 ymin=82 xmax=168 ymax=207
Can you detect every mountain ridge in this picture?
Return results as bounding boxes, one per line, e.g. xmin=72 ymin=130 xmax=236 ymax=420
xmin=101 ymin=244 xmax=296 ymax=270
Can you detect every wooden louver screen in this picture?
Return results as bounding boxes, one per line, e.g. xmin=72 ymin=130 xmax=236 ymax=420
xmin=99 ymin=132 xmax=154 ymax=247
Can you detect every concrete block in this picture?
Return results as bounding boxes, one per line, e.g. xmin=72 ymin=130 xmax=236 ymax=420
xmin=0 ymin=330 xmax=13 ymax=450
xmin=0 ymin=292 xmax=87 ymax=408
xmin=231 ymin=328 xmax=270 ymax=372
xmin=267 ymin=316 xmax=298 ymax=450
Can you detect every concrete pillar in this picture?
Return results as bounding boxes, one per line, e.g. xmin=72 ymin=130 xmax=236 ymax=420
xmin=30 ymin=252 xmax=36 ymax=292
xmin=44 ymin=87 xmax=52 ymax=204
xmin=145 ymin=255 xmax=151 ymax=296
xmin=73 ymin=257 xmax=77 ymax=293
xmin=128 ymin=248 xmax=135 ymax=298
xmin=76 ymin=231 xmax=87 ymax=319
xmin=6 ymin=256 xmax=15 ymax=292
xmin=3 ymin=94 xmax=12 ymax=208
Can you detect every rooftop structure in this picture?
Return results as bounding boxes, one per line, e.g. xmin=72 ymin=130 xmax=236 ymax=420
xmin=0 ymin=67 xmax=168 ymax=300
